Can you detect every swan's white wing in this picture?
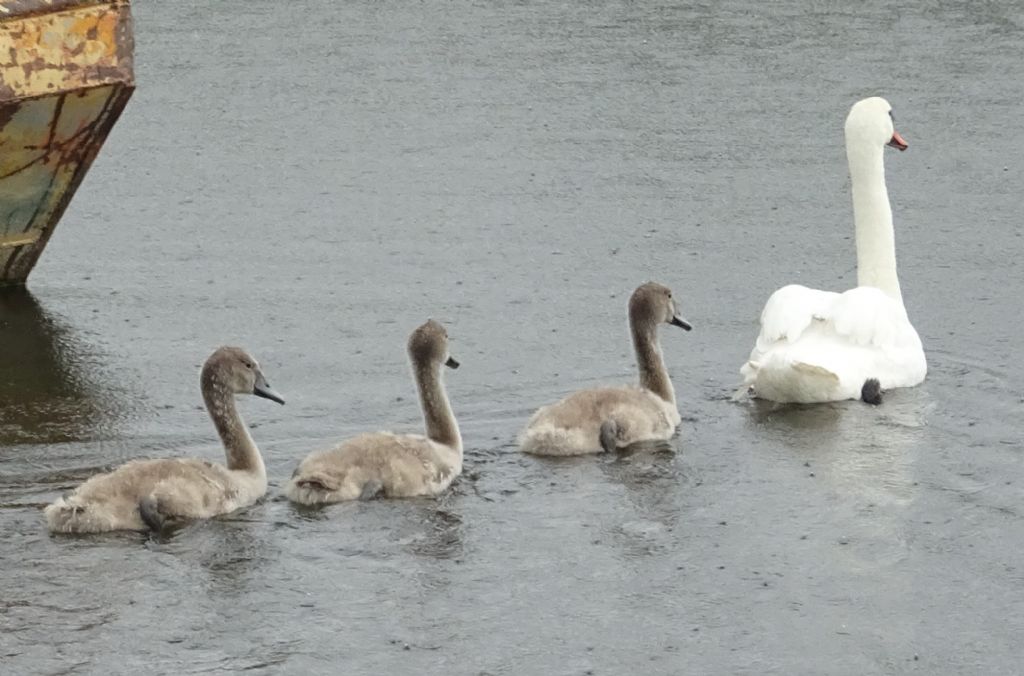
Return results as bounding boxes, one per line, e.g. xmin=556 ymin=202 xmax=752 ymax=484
xmin=826 ymin=286 xmax=911 ymax=348
xmin=748 ymin=284 xmax=840 ymax=362
xmin=751 ymin=285 xmax=909 ymax=355
xmin=744 ymin=284 xmax=924 ymax=402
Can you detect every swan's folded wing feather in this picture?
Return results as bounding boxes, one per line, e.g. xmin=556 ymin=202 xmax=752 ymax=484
xmin=293 ymin=471 xmax=340 ymax=491
xmin=757 ymin=285 xmax=906 ymax=349
xmin=147 ymin=459 xmax=238 ymax=511
xmin=791 ymin=362 xmax=840 ymax=382
xmin=757 ymin=285 xmax=840 ymax=344
xmin=826 ymin=286 xmax=908 ymax=348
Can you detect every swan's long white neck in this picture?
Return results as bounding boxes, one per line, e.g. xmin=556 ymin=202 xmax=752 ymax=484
xmin=847 ymin=138 xmax=903 ymax=304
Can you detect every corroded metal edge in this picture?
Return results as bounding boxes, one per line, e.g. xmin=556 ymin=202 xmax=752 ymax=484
xmin=0 ymin=1 xmax=114 ymax=21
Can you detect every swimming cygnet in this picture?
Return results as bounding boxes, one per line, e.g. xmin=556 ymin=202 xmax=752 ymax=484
xmin=45 ymin=346 xmax=284 ymax=533
xmin=285 ymin=319 xmax=462 ymax=504
xmin=520 ymin=282 xmax=691 ymax=455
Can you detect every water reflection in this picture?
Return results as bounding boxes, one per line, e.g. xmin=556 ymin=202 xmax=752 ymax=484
xmin=193 ymin=517 xmax=278 ymax=598
xmin=406 ymin=502 xmax=465 ymax=560
xmin=745 ymin=398 xmax=926 ymax=503
xmin=0 ymin=289 xmax=129 ymax=446
xmin=599 ymin=441 xmax=686 ymax=559
xmin=741 ymin=396 xmax=931 ymax=574
xmin=285 ymin=494 xmax=465 ymax=561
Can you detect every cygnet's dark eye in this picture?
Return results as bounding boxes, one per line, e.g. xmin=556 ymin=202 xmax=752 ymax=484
xmin=243 ymin=361 xmax=254 ymax=369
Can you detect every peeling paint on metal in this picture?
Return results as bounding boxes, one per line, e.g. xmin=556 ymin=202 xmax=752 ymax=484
xmin=0 ymin=0 xmax=132 ymax=285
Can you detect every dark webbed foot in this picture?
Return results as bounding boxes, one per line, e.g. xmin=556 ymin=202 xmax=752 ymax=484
xmin=861 ymin=378 xmax=883 ymax=405
xmin=138 ymin=496 xmax=166 ymax=531
xmin=359 ymin=479 xmax=384 ymax=501
xmin=599 ymin=420 xmax=619 ymax=453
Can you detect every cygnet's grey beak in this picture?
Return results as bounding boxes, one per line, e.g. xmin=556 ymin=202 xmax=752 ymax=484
xmin=670 ymin=316 xmax=693 ymax=331
xmin=445 ymin=356 xmax=460 ymax=369
xmin=253 ymin=372 xmax=285 ymax=404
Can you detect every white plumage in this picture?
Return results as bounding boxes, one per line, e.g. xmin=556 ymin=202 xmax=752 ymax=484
xmin=743 ymin=284 xmax=925 ymax=403
xmin=742 ymin=97 xmax=926 ymax=403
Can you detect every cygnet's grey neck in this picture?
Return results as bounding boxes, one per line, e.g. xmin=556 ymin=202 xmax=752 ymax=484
xmin=413 ymin=359 xmax=462 ymax=452
xmin=202 ymin=375 xmax=266 ymax=475
xmin=847 ymin=138 xmax=903 ymax=303
xmin=631 ymin=319 xmax=675 ymax=405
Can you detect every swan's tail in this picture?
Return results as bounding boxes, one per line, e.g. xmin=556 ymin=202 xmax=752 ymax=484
xmin=743 ymin=359 xmax=842 ymax=403
xmin=284 ymin=473 xmax=333 ymax=505
xmin=44 ymin=495 xmax=100 ymax=534
xmin=284 ymin=468 xmax=379 ymax=505
xmin=518 ymin=423 xmax=598 ymax=456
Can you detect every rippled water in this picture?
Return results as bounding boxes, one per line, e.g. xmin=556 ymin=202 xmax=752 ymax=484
xmin=2 ymin=1 xmax=1022 ymax=674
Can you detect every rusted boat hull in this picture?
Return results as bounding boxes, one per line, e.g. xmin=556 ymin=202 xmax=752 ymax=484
xmin=0 ymin=0 xmax=134 ymax=286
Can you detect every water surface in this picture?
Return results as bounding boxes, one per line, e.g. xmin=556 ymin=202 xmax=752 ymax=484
xmin=1 ymin=1 xmax=1022 ymax=674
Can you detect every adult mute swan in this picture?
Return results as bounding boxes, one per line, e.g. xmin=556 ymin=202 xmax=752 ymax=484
xmin=285 ymin=319 xmax=462 ymax=504
xmin=520 ymin=282 xmax=691 ymax=455
xmin=45 ymin=347 xmax=285 ymax=533
xmin=741 ymin=97 xmax=926 ymax=404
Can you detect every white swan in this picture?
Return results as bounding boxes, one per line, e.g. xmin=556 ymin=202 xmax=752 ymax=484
xmin=45 ymin=347 xmax=285 ymax=533
xmin=285 ymin=319 xmax=462 ymax=504
xmin=741 ymin=96 xmax=926 ymax=404
xmin=519 ymin=282 xmax=691 ymax=455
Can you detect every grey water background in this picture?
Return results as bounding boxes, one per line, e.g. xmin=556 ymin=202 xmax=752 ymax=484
xmin=2 ymin=0 xmax=1022 ymax=673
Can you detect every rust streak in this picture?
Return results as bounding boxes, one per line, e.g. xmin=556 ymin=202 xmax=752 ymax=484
xmin=45 ymin=90 xmax=65 ymax=150
xmin=0 ymin=1 xmax=134 ymax=285
xmin=0 ymin=92 xmax=116 ymax=181
xmin=19 ymin=92 xmax=97 ymax=235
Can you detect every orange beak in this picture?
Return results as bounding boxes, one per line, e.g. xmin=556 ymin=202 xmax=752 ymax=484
xmin=888 ymin=130 xmax=908 ymax=151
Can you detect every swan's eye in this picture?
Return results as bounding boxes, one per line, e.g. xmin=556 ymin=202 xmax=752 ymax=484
xmin=888 ymin=110 xmax=894 ymax=121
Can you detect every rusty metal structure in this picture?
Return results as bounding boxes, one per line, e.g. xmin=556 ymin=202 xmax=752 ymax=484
xmin=0 ymin=0 xmax=134 ymax=286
